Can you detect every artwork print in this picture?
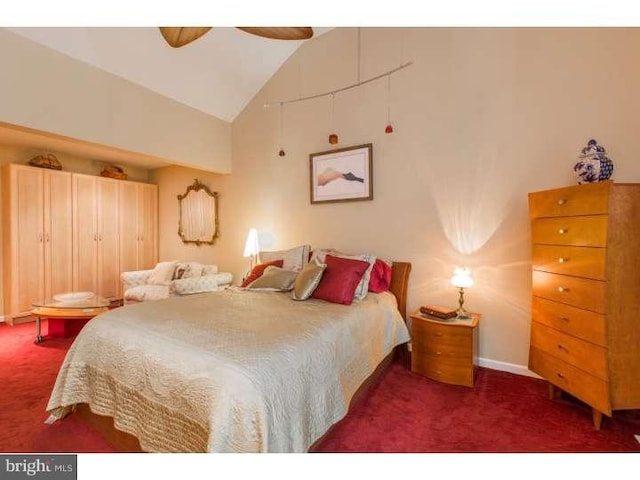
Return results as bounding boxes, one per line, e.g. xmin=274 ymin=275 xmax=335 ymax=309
xmin=309 ymin=144 xmax=373 ymax=204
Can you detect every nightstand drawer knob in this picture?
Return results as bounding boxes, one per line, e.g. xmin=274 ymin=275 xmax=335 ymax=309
xmin=558 ymin=228 xmax=568 ymax=234
xmin=436 ymin=351 xmax=442 ymax=355
xmin=557 ymin=199 xmax=567 ymax=206
xmin=559 ymin=316 xmax=569 ymax=322
xmin=558 ymin=286 xmax=569 ymax=293
xmin=557 ymin=344 xmax=568 ymax=352
xmin=434 ymin=333 xmax=443 ymax=337
xmin=558 ymin=257 xmax=569 ymax=263
xmin=557 ymin=372 xmax=565 ymax=379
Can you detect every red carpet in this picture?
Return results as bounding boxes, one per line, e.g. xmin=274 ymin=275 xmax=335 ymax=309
xmin=1 ymin=321 xmax=638 ymax=453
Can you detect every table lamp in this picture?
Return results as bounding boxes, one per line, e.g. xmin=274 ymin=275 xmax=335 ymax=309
xmin=451 ymin=267 xmax=473 ymax=319
xmin=243 ymin=228 xmax=260 ymax=273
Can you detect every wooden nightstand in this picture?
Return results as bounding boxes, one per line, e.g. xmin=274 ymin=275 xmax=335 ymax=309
xmin=409 ymin=311 xmax=480 ymax=387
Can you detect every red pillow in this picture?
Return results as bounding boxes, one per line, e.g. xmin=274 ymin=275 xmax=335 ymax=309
xmin=312 ymin=254 xmax=370 ymax=305
xmin=241 ymin=260 xmax=284 ymax=287
xmin=368 ymin=258 xmax=392 ymax=293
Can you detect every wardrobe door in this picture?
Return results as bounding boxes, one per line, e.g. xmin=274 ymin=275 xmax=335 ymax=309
xmin=138 ymin=183 xmax=158 ymax=270
xmin=118 ymin=182 xmax=140 ymax=277
xmin=11 ymin=166 xmax=45 ymax=314
xmin=97 ymin=177 xmax=120 ymax=299
xmin=72 ymin=174 xmax=98 ymax=294
xmin=43 ymin=170 xmax=73 ymax=299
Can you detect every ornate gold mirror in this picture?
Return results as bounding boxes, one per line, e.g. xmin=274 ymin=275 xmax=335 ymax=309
xmin=177 ymin=179 xmax=219 ymax=245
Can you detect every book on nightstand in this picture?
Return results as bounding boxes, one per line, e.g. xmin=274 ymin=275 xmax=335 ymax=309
xmin=419 ymin=305 xmax=457 ymax=320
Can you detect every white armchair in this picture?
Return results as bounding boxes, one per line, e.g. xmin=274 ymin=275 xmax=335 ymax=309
xmin=122 ymin=261 xmax=233 ymax=304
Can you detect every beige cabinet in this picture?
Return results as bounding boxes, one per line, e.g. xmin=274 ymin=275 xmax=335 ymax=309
xmin=528 ymin=181 xmax=640 ymax=429
xmin=118 ymin=181 xmax=158 ymax=285
xmin=2 ymin=165 xmax=73 ymax=323
xmin=72 ymin=174 xmax=121 ymax=300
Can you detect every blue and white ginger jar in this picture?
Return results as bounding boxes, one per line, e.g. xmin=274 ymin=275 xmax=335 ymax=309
xmin=573 ymin=138 xmax=614 ymax=184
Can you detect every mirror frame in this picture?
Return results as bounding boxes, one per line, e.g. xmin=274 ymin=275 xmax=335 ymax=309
xmin=177 ymin=179 xmax=219 ymax=246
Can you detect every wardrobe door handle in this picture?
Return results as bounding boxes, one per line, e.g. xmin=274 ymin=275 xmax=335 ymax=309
xmin=557 ymin=199 xmax=567 ymax=206
xmin=45 ymin=233 xmax=50 ymax=242
xmin=558 ymin=228 xmax=568 ymax=234
xmin=39 ymin=233 xmax=43 ymax=242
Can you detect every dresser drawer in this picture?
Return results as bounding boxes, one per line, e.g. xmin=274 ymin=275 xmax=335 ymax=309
xmin=532 ymin=245 xmax=606 ymax=280
xmin=412 ymin=354 xmax=474 ymax=387
xmin=529 ymin=347 xmax=611 ymax=415
xmin=532 ymin=297 xmax=606 ymax=346
xmin=412 ymin=319 xmax=473 ymax=348
xmin=532 ymin=271 xmax=605 ymax=313
xmin=530 ymin=322 xmax=608 ymax=380
xmin=529 ymin=182 xmax=610 ymax=219
xmin=531 ymin=216 xmax=608 ymax=247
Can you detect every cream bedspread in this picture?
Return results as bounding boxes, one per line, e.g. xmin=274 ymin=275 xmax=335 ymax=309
xmin=46 ymin=288 xmax=410 ymax=452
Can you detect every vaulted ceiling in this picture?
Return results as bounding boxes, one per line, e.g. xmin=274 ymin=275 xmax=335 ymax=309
xmin=6 ymin=27 xmax=332 ymax=123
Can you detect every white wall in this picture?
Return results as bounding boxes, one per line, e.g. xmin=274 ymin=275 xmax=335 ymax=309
xmin=0 ymin=29 xmax=231 ymax=174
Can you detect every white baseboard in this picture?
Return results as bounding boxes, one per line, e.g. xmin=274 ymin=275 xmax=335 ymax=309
xmin=478 ymin=356 xmax=542 ymax=379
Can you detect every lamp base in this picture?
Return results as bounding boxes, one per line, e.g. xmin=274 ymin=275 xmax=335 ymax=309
xmin=455 ymin=309 xmax=472 ymax=320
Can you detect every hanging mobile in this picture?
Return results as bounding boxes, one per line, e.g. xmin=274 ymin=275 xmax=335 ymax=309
xmin=278 ymin=102 xmax=286 ymax=156
xmin=385 ymin=75 xmax=393 ymax=134
xmin=329 ymin=93 xmax=338 ymax=145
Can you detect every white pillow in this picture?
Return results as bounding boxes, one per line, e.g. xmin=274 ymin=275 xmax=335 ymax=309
xmin=148 ymin=261 xmax=178 ymax=285
xmin=311 ymin=249 xmax=376 ymax=300
xmin=260 ymin=245 xmax=310 ymax=272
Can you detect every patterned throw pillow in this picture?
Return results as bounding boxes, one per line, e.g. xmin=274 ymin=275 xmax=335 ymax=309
xmin=292 ymin=257 xmax=326 ymax=301
xmin=246 ymin=266 xmax=298 ymax=291
xmin=311 ymin=254 xmax=369 ymax=305
xmin=260 ymin=245 xmax=311 ymax=272
xmin=174 ymin=261 xmax=204 ymax=279
xmin=240 ymin=260 xmax=284 ymax=287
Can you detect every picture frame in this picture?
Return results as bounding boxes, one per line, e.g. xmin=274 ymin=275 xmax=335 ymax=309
xmin=309 ymin=143 xmax=373 ymax=204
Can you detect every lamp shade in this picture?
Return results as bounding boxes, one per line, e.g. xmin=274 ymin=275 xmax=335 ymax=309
xmin=451 ymin=267 xmax=473 ymax=288
xmin=243 ymin=228 xmax=260 ymax=257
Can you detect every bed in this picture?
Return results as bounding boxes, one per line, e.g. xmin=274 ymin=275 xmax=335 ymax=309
xmin=46 ymin=261 xmax=411 ymax=453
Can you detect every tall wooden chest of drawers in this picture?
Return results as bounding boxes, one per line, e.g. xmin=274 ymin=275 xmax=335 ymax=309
xmin=528 ymin=181 xmax=640 ymax=429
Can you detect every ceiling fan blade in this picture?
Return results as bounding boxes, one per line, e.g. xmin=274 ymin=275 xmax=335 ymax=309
xmin=159 ymin=27 xmax=212 ymax=48
xmin=236 ymin=27 xmax=313 ymax=41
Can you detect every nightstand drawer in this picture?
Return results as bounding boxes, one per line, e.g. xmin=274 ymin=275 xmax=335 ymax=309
xmin=412 ymin=319 xmax=473 ymax=348
xmin=529 ymin=182 xmax=610 ymax=219
xmin=412 ymin=354 xmax=474 ymax=387
xmin=532 ymin=244 xmax=606 ymax=280
xmin=532 ymin=271 xmax=605 ymax=313
xmin=529 ymin=347 xmax=611 ymax=415
xmin=530 ymin=322 xmax=608 ymax=380
xmin=412 ymin=340 xmax=472 ymax=361
xmin=531 ymin=216 xmax=608 ymax=247
xmin=532 ymin=297 xmax=606 ymax=346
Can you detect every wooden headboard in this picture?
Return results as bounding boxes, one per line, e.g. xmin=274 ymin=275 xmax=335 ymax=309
xmin=389 ymin=261 xmax=411 ymax=321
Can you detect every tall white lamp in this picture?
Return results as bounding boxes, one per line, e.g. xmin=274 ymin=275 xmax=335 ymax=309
xmin=451 ymin=267 xmax=474 ymax=319
xmin=243 ymin=228 xmax=260 ymax=273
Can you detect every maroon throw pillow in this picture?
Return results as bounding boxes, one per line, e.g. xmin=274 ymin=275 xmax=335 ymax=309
xmin=312 ymin=254 xmax=370 ymax=305
xmin=368 ymin=258 xmax=392 ymax=293
xmin=241 ymin=260 xmax=284 ymax=287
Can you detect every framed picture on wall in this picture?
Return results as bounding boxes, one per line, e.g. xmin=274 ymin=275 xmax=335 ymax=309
xmin=309 ymin=143 xmax=373 ymax=204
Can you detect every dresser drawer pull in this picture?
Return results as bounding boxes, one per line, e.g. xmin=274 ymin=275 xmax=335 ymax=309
xmin=557 ymin=372 xmax=565 ymax=379
xmin=557 ymin=257 xmax=569 ymax=263
xmin=434 ymin=333 xmax=443 ymax=337
xmin=435 ymin=351 xmax=442 ymax=355
xmin=559 ymin=316 xmax=570 ymax=322
xmin=557 ymin=286 xmax=570 ymax=293
xmin=558 ymin=228 xmax=568 ymax=234
xmin=557 ymin=199 xmax=567 ymax=206
xmin=557 ymin=344 xmax=568 ymax=353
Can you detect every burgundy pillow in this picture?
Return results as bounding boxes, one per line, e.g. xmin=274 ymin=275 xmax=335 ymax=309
xmin=312 ymin=254 xmax=370 ymax=305
xmin=368 ymin=258 xmax=392 ymax=293
xmin=241 ymin=260 xmax=284 ymax=287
